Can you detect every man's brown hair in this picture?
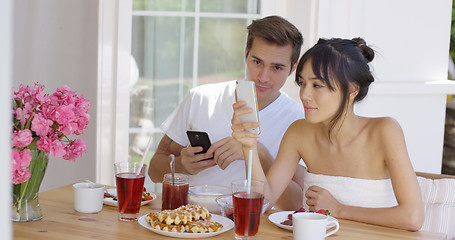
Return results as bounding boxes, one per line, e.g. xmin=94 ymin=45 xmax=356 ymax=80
xmin=246 ymin=15 xmax=303 ymax=68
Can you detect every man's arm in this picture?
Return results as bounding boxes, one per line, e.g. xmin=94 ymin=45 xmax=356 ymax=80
xmin=148 ymin=134 xmax=216 ymax=183
xmin=257 ymin=143 xmax=303 ymax=211
xmin=148 ymin=135 xmax=186 ymax=183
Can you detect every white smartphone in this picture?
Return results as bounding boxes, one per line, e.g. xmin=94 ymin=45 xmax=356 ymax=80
xmin=236 ymin=80 xmax=260 ymax=134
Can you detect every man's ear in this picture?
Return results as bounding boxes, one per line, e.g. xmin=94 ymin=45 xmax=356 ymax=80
xmin=245 ymin=48 xmax=248 ymax=59
xmin=289 ymin=62 xmax=297 ymax=76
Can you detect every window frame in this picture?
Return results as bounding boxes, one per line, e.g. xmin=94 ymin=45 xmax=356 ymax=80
xmin=98 ymin=0 xmax=278 ymax=185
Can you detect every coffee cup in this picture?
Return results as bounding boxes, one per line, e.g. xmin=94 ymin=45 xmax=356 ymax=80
xmin=292 ymin=212 xmax=339 ymax=240
xmin=73 ymin=182 xmax=105 ymax=213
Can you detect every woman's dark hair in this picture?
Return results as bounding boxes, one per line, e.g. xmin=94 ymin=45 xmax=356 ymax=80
xmin=295 ymin=37 xmax=375 ymax=138
xmin=246 ymin=15 xmax=303 ymax=68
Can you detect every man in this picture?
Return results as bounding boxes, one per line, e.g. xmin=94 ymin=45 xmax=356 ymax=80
xmin=149 ymin=15 xmax=305 ymax=210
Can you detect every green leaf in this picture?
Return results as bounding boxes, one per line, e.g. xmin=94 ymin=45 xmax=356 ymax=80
xmin=24 ymin=113 xmax=34 ymax=130
xmin=15 ymin=151 xmax=49 ymax=204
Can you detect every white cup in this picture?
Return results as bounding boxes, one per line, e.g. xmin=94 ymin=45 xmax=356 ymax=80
xmin=292 ymin=212 xmax=339 ymax=240
xmin=73 ymin=182 xmax=105 ymax=213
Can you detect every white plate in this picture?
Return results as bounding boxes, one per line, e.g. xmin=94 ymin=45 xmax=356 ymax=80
xmin=103 ymin=188 xmax=156 ymax=207
xmin=138 ymin=214 xmax=234 ymax=238
xmin=268 ymin=211 xmax=338 ymax=231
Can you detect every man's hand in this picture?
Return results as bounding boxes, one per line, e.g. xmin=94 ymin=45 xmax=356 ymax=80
xmin=206 ymin=137 xmax=244 ymax=170
xmin=180 ymin=146 xmax=216 ymax=175
xmin=149 ymin=134 xmax=216 ymax=182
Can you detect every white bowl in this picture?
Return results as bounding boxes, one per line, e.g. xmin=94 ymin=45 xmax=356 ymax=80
xmin=188 ymin=185 xmax=231 ymax=213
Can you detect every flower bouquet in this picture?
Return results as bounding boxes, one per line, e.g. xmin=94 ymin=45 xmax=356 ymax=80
xmin=11 ymin=83 xmax=90 ymax=221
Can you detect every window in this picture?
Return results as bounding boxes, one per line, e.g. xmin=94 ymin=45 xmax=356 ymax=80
xmin=128 ymin=0 xmax=260 ymax=172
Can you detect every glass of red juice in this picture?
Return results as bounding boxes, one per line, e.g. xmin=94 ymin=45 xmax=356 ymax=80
xmin=231 ymin=180 xmax=265 ymax=240
xmin=114 ymin=162 xmax=147 ymax=221
xmin=161 ymin=173 xmax=189 ymax=210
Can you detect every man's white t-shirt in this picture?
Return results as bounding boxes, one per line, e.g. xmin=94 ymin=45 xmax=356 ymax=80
xmin=161 ymin=80 xmax=304 ymax=187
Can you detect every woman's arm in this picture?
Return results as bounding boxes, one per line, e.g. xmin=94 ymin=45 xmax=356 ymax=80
xmin=257 ymin=142 xmax=304 ymax=210
xmin=232 ymin=101 xmax=302 ymax=205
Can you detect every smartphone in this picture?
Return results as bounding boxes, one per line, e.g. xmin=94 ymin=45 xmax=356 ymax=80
xmin=186 ymin=130 xmax=213 ymax=160
xmin=236 ymin=80 xmax=260 ymax=134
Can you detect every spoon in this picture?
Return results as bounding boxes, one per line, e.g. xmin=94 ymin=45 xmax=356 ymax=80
xmin=169 ymin=154 xmax=175 ymax=186
xmin=85 ymin=179 xmax=116 ymax=199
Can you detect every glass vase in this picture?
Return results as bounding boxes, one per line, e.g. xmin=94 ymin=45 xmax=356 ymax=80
xmin=11 ymin=150 xmax=49 ymax=222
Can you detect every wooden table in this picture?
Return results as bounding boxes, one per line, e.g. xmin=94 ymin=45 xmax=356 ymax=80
xmin=13 ymin=184 xmax=447 ymax=240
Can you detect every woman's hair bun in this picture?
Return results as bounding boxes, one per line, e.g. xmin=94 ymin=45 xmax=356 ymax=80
xmin=352 ymin=37 xmax=374 ymax=63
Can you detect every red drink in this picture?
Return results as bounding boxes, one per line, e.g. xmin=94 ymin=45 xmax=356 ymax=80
xmin=115 ymin=173 xmax=145 ymax=219
xmin=233 ymin=191 xmax=264 ymax=236
xmin=161 ymin=181 xmax=189 ymax=210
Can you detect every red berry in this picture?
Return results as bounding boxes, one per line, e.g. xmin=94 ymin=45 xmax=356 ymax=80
xmin=288 ymin=213 xmax=293 ymax=220
xmin=316 ymin=209 xmax=328 ymax=215
xmin=298 ymin=207 xmax=306 ymax=212
xmin=281 ymin=219 xmax=293 ymax=226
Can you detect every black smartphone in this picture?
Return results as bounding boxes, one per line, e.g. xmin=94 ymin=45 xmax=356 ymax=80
xmin=186 ymin=130 xmax=213 ymax=160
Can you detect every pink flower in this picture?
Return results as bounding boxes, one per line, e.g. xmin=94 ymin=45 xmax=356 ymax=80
xmin=13 ymin=84 xmax=28 ymax=100
xmin=75 ymin=95 xmax=91 ymax=114
xmin=11 ymin=83 xmax=90 ymax=184
xmin=12 ymin=129 xmax=33 ymax=148
xmin=14 ymin=108 xmax=23 ymax=121
xmin=31 ymin=114 xmax=53 ymax=137
xmin=53 ymin=105 xmax=75 ymax=125
xmin=49 ymin=140 xmax=66 ymax=158
xmin=63 ymin=139 xmax=87 ymax=162
xmin=11 ymin=148 xmax=32 ymax=184
xmin=36 ymin=136 xmax=52 ymax=153
xmin=59 ymin=122 xmax=78 ymax=136
xmin=74 ymin=114 xmax=90 ymax=135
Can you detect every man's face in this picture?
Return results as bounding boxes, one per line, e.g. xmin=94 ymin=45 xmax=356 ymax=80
xmin=245 ymin=38 xmax=294 ymax=110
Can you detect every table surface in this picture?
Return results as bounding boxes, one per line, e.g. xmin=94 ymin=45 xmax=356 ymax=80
xmin=13 ymin=184 xmax=447 ymax=240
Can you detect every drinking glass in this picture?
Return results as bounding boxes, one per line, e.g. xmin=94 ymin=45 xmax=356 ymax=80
xmin=161 ymin=173 xmax=189 ymax=210
xmin=231 ymin=180 xmax=265 ymax=240
xmin=114 ymin=162 xmax=146 ymax=221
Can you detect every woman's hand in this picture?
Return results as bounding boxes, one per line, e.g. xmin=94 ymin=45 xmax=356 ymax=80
xmin=305 ymin=185 xmax=343 ymax=217
xmin=231 ymin=101 xmax=261 ymax=149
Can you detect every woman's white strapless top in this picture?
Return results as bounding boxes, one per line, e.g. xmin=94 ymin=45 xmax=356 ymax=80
xmin=302 ymin=168 xmax=398 ymax=209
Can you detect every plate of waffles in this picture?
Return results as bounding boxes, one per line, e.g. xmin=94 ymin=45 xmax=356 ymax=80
xmin=138 ymin=205 xmax=234 ymax=238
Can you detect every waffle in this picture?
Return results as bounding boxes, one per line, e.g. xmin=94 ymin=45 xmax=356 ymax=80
xmin=185 ymin=220 xmax=223 ymax=233
xmin=157 ymin=209 xmax=193 ymax=225
xmin=146 ymin=205 xmax=223 ymax=233
xmin=177 ymin=204 xmax=211 ymax=221
xmin=146 ymin=212 xmax=186 ymax=232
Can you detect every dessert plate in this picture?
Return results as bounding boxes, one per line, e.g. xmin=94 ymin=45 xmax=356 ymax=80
xmin=103 ymin=188 xmax=156 ymax=207
xmin=268 ymin=211 xmax=338 ymax=231
xmin=138 ymin=214 xmax=234 ymax=238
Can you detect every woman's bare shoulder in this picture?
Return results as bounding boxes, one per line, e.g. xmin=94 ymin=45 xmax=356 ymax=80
xmin=369 ymin=117 xmax=402 ymax=129
xmin=366 ymin=116 xmax=404 ymax=138
xmin=286 ymin=119 xmax=316 ymax=134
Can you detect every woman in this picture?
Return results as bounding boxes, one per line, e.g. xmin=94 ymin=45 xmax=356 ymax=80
xmin=231 ymin=38 xmax=424 ymax=231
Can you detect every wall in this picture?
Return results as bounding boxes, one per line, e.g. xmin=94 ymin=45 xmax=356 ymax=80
xmin=276 ymin=0 xmax=455 ymax=173
xmin=13 ymin=0 xmax=99 ymax=191
xmin=1 ymin=0 xmax=13 ymax=238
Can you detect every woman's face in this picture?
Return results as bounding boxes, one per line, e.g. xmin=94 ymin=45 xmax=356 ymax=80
xmin=297 ymin=59 xmax=343 ymax=124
